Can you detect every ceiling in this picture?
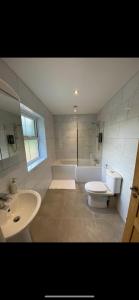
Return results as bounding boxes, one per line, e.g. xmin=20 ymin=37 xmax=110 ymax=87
xmin=3 ymin=58 xmax=139 ymax=115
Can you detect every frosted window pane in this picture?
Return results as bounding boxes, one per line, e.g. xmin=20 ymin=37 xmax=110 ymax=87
xmin=21 ymin=116 xmax=35 ymax=137
xmin=24 ymin=140 xmax=31 ymax=162
xmin=28 ymin=140 xmax=39 ymax=161
xmin=21 ymin=116 xmax=26 ymax=136
xmin=24 ymin=139 xmax=39 ymax=163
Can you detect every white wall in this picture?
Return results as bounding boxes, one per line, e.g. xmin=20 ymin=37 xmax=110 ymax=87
xmin=98 ymin=71 xmax=139 ymax=222
xmin=0 ymin=59 xmax=55 ymax=200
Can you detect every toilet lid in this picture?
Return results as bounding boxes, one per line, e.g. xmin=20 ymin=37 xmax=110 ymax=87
xmin=85 ymin=181 xmax=107 ymax=193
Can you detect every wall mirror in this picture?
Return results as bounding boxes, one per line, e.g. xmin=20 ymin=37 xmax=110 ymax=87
xmin=0 ymin=79 xmax=24 ymax=172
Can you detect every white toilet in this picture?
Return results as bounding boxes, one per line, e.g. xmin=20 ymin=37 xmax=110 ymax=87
xmin=85 ymin=169 xmax=122 ymax=208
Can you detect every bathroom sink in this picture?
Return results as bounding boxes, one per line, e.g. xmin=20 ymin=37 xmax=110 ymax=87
xmin=0 ymin=190 xmax=41 ymax=240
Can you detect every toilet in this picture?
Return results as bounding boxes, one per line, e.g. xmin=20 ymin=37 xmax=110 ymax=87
xmin=85 ymin=169 xmax=122 ymax=208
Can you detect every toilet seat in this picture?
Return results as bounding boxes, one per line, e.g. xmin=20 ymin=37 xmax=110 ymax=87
xmin=85 ymin=181 xmax=108 ymax=193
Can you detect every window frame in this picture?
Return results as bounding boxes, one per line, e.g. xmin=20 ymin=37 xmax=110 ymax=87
xmin=21 ymin=113 xmax=40 ymax=166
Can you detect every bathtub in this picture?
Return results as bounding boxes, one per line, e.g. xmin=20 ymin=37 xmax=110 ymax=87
xmin=52 ymin=159 xmax=101 ymax=182
xmin=75 ymin=165 xmax=101 ymax=182
xmin=76 ymin=159 xmax=101 ymax=182
xmin=53 ymin=159 xmax=77 ymax=166
xmin=52 ymin=159 xmax=76 ymax=179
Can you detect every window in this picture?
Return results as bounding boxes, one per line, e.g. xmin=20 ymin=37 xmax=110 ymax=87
xmin=21 ymin=115 xmax=39 ymax=164
xmin=21 ymin=103 xmax=47 ymax=171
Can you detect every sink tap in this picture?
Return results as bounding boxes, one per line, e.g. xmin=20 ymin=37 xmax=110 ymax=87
xmin=0 ymin=193 xmax=10 ymax=201
xmin=0 ymin=200 xmax=10 ymax=211
xmin=0 ymin=194 xmax=11 ymax=211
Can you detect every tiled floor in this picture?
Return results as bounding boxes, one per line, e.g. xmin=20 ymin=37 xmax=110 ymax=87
xmin=30 ymin=183 xmax=124 ymax=242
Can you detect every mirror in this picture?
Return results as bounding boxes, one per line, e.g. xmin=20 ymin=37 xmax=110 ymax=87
xmin=0 ymin=79 xmax=24 ymax=172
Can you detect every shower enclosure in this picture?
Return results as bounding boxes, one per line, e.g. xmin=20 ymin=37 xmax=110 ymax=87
xmin=76 ymin=115 xmax=101 ymax=166
xmin=52 ymin=114 xmax=102 ymax=181
xmin=54 ymin=114 xmax=102 ymax=166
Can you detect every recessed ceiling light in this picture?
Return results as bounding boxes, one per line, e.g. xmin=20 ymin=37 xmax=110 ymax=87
xmin=74 ymin=89 xmax=79 ymax=95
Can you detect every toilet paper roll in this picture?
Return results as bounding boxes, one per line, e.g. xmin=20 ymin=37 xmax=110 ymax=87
xmin=0 ymin=227 xmax=6 ymax=242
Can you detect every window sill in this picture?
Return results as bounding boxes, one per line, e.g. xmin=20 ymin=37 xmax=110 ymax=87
xmin=27 ymin=157 xmax=47 ymax=172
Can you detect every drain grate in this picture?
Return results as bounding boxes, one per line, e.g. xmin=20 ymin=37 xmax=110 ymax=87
xmin=13 ymin=216 xmax=20 ymax=223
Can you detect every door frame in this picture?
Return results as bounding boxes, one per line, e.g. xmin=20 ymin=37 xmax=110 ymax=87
xmin=122 ymin=141 xmax=139 ymax=242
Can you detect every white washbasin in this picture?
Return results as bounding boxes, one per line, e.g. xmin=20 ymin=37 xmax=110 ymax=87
xmin=0 ymin=190 xmax=41 ymax=240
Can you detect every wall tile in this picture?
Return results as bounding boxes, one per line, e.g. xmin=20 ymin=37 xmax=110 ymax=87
xmin=54 ymin=114 xmax=98 ymax=161
xmin=98 ymin=71 xmax=139 ymax=222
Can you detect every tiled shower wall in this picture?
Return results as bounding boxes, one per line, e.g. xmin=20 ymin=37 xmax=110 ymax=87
xmin=97 ymin=71 xmax=139 ymax=222
xmin=0 ymin=59 xmax=55 ymax=199
xmin=54 ymin=114 xmax=99 ymax=160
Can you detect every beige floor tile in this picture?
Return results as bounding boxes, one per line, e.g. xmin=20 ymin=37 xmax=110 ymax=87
xmin=31 ymin=216 xmax=62 ymax=242
xmin=30 ymin=185 xmax=125 ymax=242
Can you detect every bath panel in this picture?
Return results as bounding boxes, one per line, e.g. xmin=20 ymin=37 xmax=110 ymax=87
xmin=52 ymin=159 xmax=101 ymax=182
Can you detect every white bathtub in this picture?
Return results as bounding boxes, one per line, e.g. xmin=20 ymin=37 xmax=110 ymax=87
xmin=52 ymin=159 xmax=76 ymax=179
xmin=75 ymin=165 xmax=101 ymax=182
xmin=52 ymin=159 xmax=101 ymax=182
xmin=53 ymin=159 xmax=77 ymax=166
